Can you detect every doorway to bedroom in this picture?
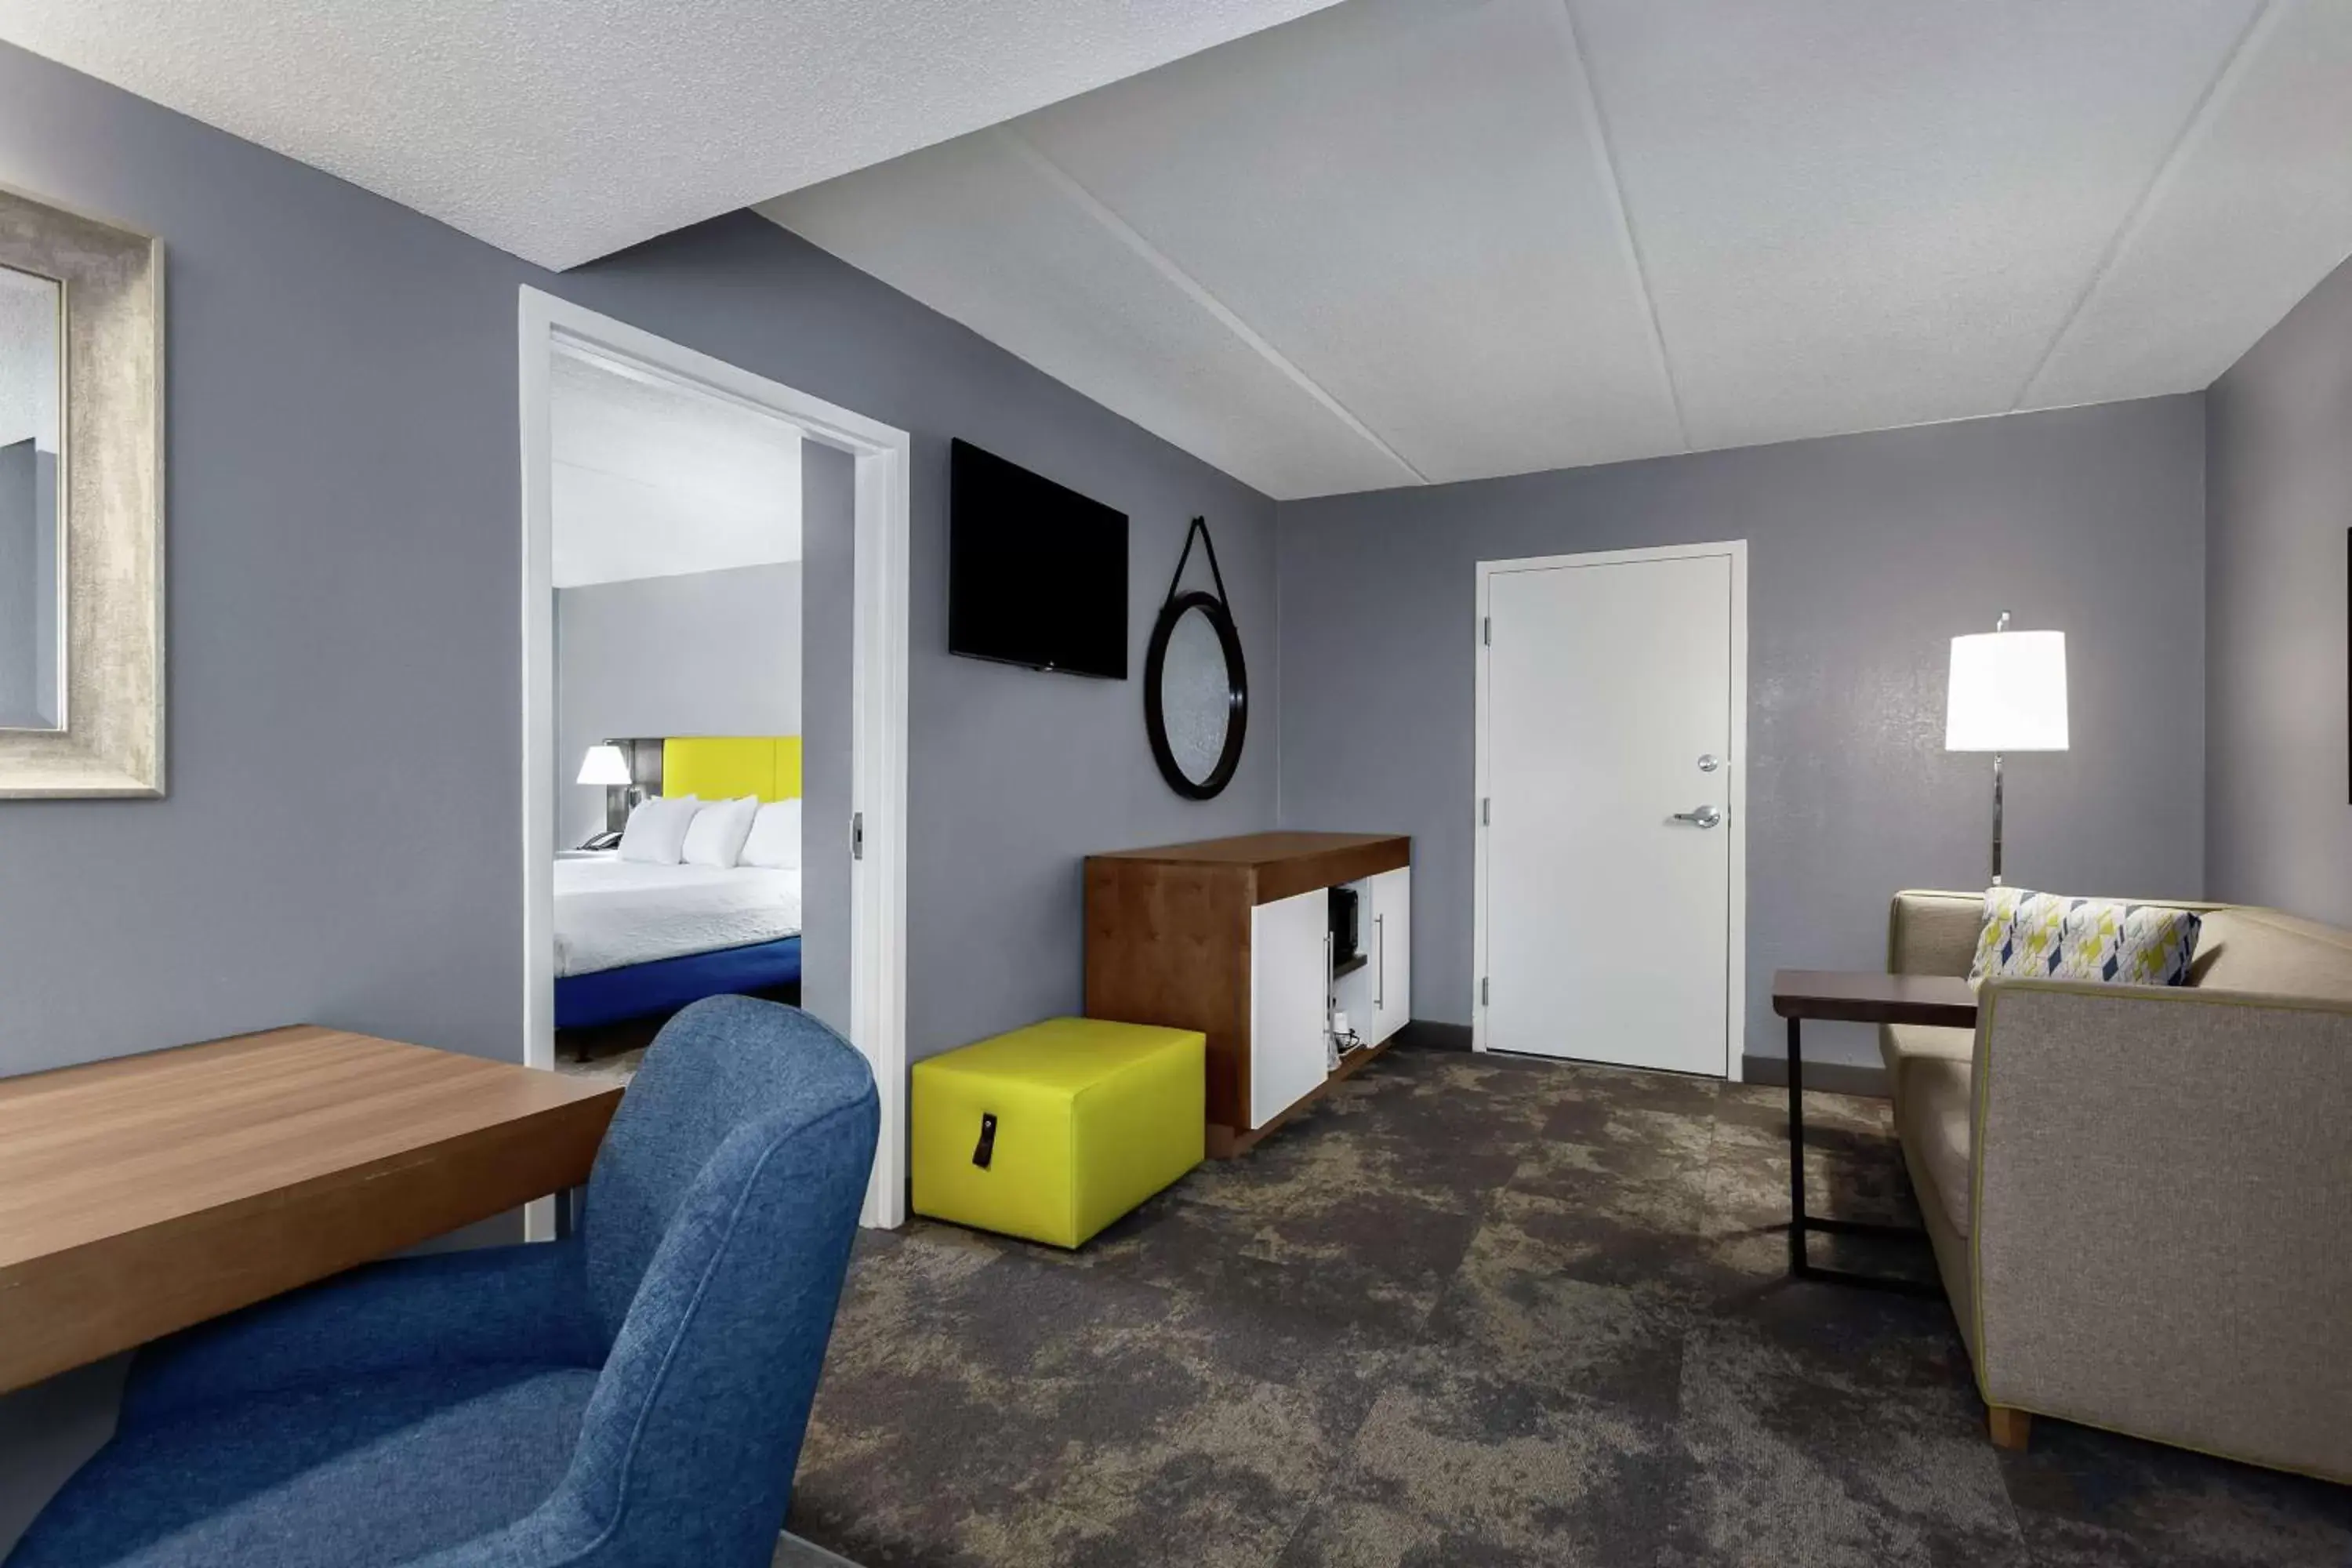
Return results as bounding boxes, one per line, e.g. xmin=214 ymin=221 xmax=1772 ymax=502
xmin=519 ymin=289 xmax=909 ymax=1230
xmin=545 ymin=340 xmax=808 ymax=1074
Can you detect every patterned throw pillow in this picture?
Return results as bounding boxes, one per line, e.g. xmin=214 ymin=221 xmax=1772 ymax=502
xmin=1970 ymin=887 xmax=2201 ymax=986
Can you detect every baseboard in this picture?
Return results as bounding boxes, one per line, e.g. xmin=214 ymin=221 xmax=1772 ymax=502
xmin=1740 ymin=1053 xmax=1888 ymax=1099
xmin=1390 ymin=1019 xmax=1472 ymax=1052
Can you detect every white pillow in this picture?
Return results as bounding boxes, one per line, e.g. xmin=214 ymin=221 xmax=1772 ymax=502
xmin=681 ymin=795 xmax=759 ymax=869
xmin=617 ymin=795 xmax=700 ymax=865
xmin=739 ymin=798 xmax=802 ymax=869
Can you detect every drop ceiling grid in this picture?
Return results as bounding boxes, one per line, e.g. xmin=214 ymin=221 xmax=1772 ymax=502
xmin=994 ymin=126 xmax=1426 ymax=486
xmin=2006 ymin=0 xmax=2280 ymax=412
xmin=2022 ymin=0 xmax=2352 ymax=411
xmin=1565 ymin=0 xmax=2265 ymax=455
xmin=766 ymin=132 xmax=1417 ymax=499
xmin=1012 ymin=0 xmax=1684 ymax=485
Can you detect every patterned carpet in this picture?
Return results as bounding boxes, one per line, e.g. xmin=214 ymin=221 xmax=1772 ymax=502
xmin=782 ymin=1043 xmax=2347 ymax=1567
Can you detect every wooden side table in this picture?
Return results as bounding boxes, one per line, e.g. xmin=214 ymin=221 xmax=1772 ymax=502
xmin=1769 ymin=970 xmax=1976 ymax=1294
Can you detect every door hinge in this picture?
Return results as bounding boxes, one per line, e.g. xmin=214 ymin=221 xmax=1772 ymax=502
xmin=1479 ymin=977 xmax=1490 ymax=1007
xmin=1481 ymin=615 xmax=1491 ymax=647
xmin=851 ymin=811 xmax=865 ymax=861
xmin=1480 ymin=797 xmax=1490 ymax=826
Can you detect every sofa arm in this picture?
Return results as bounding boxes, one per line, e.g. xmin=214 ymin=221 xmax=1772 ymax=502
xmin=1970 ymin=980 xmax=2352 ymax=1479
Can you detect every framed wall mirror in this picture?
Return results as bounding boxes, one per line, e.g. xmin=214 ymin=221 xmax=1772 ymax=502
xmin=1145 ymin=518 xmax=1247 ymax=800
xmin=0 ymin=184 xmax=163 ymax=797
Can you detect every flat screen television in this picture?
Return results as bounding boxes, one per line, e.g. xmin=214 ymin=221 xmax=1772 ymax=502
xmin=948 ymin=438 xmax=1128 ymax=679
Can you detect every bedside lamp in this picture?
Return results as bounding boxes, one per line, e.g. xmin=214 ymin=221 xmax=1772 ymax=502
xmin=576 ymin=743 xmax=639 ymax=836
xmin=1945 ymin=613 xmax=2068 ymax=887
xmin=576 ymin=743 xmax=632 ymax=787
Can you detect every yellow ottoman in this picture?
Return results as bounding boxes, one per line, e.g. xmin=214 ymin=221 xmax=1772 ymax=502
xmin=912 ymin=1017 xmax=1205 ymax=1248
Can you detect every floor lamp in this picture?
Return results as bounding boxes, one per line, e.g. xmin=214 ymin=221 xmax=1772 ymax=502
xmin=1945 ymin=613 xmax=2068 ymax=887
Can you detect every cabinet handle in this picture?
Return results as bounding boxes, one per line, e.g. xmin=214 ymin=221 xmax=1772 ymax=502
xmin=1374 ymin=913 xmax=1385 ymax=1011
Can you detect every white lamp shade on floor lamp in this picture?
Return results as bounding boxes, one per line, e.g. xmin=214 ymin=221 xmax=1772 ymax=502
xmin=1946 ymin=630 xmax=2068 ymax=752
xmin=575 ymin=744 xmax=633 ymax=786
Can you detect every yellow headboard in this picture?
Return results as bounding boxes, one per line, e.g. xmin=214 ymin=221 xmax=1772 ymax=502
xmin=660 ymin=736 xmax=803 ymax=802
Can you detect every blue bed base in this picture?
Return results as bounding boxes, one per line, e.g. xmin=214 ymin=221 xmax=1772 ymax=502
xmin=555 ymin=935 xmax=803 ymax=1030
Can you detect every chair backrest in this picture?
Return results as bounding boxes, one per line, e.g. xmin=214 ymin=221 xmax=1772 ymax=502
xmin=562 ymin=996 xmax=877 ymax=1566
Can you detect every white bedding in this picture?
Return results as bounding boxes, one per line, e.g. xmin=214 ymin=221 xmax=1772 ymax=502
xmin=554 ymin=855 xmax=803 ymax=978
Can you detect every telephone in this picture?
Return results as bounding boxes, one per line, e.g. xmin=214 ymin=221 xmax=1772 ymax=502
xmin=578 ymin=829 xmax=624 ymax=851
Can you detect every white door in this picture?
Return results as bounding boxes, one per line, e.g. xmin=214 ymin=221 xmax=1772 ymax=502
xmin=1367 ymin=866 xmax=1411 ymax=1046
xmin=1250 ymin=888 xmax=1330 ymax=1127
xmin=1478 ymin=547 xmax=1740 ymax=1075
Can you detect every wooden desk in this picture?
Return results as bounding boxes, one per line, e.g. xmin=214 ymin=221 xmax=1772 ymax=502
xmin=1771 ymin=970 xmax=1976 ymax=1296
xmin=0 ymin=1025 xmax=622 ymax=1393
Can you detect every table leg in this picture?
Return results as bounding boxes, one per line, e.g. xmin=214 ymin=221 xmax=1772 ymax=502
xmin=1787 ymin=1014 xmax=1807 ymax=1276
xmin=1785 ymin=1012 xmax=1939 ymax=1295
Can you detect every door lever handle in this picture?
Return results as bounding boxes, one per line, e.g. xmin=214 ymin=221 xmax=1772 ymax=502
xmin=1671 ymin=805 xmax=1723 ymax=829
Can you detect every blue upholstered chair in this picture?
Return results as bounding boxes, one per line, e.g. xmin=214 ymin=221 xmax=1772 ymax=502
xmin=9 ymin=996 xmax=877 ymax=1568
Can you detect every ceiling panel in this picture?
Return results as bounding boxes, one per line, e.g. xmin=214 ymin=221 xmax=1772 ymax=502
xmin=766 ymin=132 xmax=1420 ymax=499
xmin=0 ymin=0 xmax=1346 ymax=268
xmin=2022 ymin=0 xmax=2352 ymax=410
xmin=1568 ymin=0 xmax=2262 ymax=452
xmin=1016 ymin=0 xmax=1683 ymax=485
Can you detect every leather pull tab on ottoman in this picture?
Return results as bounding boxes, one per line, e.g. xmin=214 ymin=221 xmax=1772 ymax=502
xmin=972 ymin=1112 xmax=997 ymax=1169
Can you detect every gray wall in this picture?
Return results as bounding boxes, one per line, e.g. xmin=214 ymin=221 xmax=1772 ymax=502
xmin=554 ymin=561 xmax=803 ymax=849
xmin=1276 ymin=397 xmax=2209 ymax=1071
xmin=2206 ymin=250 xmax=2352 ymax=927
xmin=800 ymin=443 xmax=855 ymax=1035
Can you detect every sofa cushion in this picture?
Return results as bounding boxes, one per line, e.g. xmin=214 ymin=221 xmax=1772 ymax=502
xmin=1895 ymin=1054 xmax=1974 ymax=1238
xmin=1972 ymin=886 xmax=2201 ymax=987
xmin=1877 ymin=1020 xmax=1974 ymax=1113
xmin=2191 ymin=908 xmax=2352 ymax=1001
xmin=10 ymin=1362 xmax=594 ymax=1568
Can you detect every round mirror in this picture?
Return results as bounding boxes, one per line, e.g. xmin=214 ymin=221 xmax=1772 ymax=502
xmin=1145 ymin=590 xmax=1247 ymax=800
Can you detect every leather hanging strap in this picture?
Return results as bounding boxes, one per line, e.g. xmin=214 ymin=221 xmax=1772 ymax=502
xmin=1160 ymin=516 xmax=1230 ymax=611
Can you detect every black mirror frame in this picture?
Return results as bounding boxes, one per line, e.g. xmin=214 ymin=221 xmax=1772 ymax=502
xmin=1144 ymin=588 xmax=1247 ymax=801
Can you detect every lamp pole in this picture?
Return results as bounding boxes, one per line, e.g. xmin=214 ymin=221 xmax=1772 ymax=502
xmin=1989 ymin=611 xmax=2009 ymax=887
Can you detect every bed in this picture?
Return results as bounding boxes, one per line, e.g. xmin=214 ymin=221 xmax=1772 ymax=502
xmin=554 ymin=735 xmax=806 ymax=1030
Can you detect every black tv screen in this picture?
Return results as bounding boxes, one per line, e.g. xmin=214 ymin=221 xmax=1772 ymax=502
xmin=949 ymin=439 xmax=1128 ymax=679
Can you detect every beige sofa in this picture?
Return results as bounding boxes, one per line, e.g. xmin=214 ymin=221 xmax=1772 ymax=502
xmin=1882 ymin=890 xmax=2352 ymax=1481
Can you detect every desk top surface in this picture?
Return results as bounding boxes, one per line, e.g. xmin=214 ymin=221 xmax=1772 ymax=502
xmin=1089 ymin=832 xmax=1410 ymax=905
xmin=1770 ymin=970 xmax=1979 ymax=1026
xmin=1090 ymin=831 xmax=1406 ymax=867
xmin=0 ymin=1025 xmax=619 ymax=1269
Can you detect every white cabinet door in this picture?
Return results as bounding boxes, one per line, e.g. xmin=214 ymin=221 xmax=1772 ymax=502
xmin=1367 ymin=866 xmax=1411 ymax=1045
xmin=1250 ymin=888 xmax=1329 ymax=1128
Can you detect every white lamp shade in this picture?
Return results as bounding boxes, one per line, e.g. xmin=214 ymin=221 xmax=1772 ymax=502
xmin=575 ymin=744 xmax=633 ymax=786
xmin=1946 ymin=630 xmax=2068 ymax=752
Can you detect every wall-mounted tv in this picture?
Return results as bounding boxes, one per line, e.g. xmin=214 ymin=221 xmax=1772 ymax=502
xmin=948 ymin=438 xmax=1128 ymax=679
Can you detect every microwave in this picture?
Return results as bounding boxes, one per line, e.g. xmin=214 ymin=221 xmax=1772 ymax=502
xmin=1328 ymin=884 xmax=1360 ymax=968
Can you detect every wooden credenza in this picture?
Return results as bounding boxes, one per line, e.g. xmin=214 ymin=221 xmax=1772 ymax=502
xmin=1084 ymin=831 xmax=1410 ymax=1156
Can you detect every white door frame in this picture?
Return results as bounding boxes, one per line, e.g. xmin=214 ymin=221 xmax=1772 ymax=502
xmin=517 ymin=285 xmax=910 ymax=1229
xmin=1471 ymin=540 xmax=1748 ymax=1080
